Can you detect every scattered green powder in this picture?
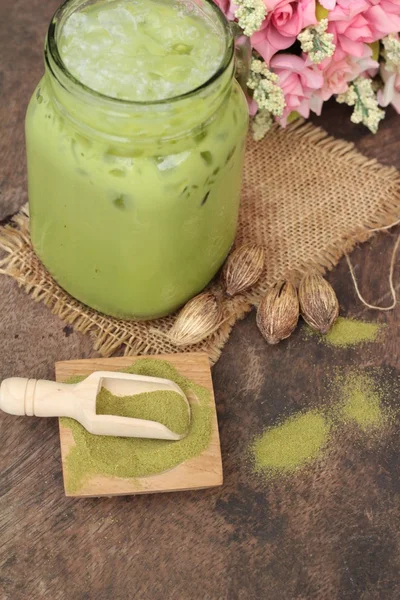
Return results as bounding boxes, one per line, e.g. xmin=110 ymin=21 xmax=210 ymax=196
xmin=251 ymin=410 xmax=331 ymax=476
xmin=250 ymin=369 xmax=394 ymax=481
xmin=96 ymin=388 xmax=190 ymax=436
xmin=308 ymin=316 xmax=383 ymax=347
xmin=61 ymin=359 xmax=213 ymax=493
xmin=336 ymin=372 xmax=386 ymax=431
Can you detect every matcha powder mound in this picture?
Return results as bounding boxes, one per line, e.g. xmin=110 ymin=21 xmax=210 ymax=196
xmin=313 ymin=317 xmax=383 ymax=347
xmin=97 ymin=388 xmax=190 ymax=436
xmin=251 ymin=410 xmax=331 ymax=477
xmin=61 ymin=359 xmax=213 ymax=493
xmin=337 ymin=372 xmax=386 ymax=431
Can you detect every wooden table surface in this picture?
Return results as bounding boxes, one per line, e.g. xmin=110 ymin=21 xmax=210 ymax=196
xmin=1 ymin=2 xmax=400 ymax=599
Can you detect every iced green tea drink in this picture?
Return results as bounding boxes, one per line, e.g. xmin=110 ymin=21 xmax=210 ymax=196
xmin=26 ymin=0 xmax=248 ymax=319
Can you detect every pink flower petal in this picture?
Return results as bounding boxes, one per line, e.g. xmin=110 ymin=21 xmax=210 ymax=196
xmin=319 ymin=0 xmax=336 ymax=8
xmin=367 ymin=5 xmax=400 ymax=38
xmin=338 ymin=36 xmax=367 ymax=57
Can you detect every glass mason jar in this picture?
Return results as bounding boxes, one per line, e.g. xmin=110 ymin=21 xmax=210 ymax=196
xmin=25 ymin=0 xmax=249 ymax=320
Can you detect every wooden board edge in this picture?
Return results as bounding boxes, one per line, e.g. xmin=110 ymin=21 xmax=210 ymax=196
xmin=55 ymin=352 xmax=211 ymax=373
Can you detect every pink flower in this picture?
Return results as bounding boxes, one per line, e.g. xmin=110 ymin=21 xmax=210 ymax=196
xmin=378 ymin=64 xmax=400 ymax=113
xmin=317 ymin=44 xmax=379 ymax=100
xmin=252 ymin=0 xmax=317 ymax=64
xmin=213 ymin=0 xmax=236 ymax=20
xmin=319 ymin=0 xmax=336 ymax=8
xmin=328 ymin=1 xmax=400 ymax=58
xmin=270 ymin=54 xmax=324 ymax=124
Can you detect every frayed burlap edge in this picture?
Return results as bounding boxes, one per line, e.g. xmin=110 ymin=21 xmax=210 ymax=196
xmin=1 ymin=120 xmax=399 ymax=364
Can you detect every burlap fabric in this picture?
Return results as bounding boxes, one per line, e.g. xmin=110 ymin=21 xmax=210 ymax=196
xmin=1 ymin=120 xmax=399 ymax=363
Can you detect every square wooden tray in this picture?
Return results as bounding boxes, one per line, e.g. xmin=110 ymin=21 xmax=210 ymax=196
xmin=56 ymin=353 xmax=223 ymax=497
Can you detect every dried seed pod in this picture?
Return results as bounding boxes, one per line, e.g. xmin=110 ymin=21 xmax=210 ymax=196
xmin=256 ymin=281 xmax=299 ymax=345
xmin=299 ymin=273 xmax=339 ymax=334
xmin=168 ymin=292 xmax=222 ymax=346
xmin=221 ymin=244 xmax=265 ymax=297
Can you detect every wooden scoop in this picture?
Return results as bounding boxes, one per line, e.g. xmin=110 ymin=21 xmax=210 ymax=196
xmin=0 ymin=371 xmax=190 ymax=441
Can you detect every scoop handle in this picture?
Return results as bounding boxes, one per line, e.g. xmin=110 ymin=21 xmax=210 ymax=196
xmin=0 ymin=378 xmax=78 ymax=419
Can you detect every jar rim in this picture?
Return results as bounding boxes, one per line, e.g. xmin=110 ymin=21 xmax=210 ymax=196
xmin=45 ymin=0 xmax=234 ymax=107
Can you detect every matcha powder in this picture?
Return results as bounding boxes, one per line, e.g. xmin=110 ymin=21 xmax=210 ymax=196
xmin=337 ymin=372 xmax=386 ymax=431
xmin=61 ymin=359 xmax=213 ymax=493
xmin=251 ymin=411 xmax=331 ymax=477
xmin=249 ymin=369 xmax=393 ymax=481
xmin=97 ymin=388 xmax=190 ymax=436
xmin=313 ymin=317 xmax=383 ymax=347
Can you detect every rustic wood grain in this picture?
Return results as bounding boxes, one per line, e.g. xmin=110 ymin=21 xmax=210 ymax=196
xmin=1 ymin=1 xmax=400 ymax=599
xmin=56 ymin=354 xmax=222 ymax=497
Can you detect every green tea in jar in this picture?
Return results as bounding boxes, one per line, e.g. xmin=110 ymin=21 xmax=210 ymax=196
xmin=26 ymin=0 xmax=248 ymax=319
